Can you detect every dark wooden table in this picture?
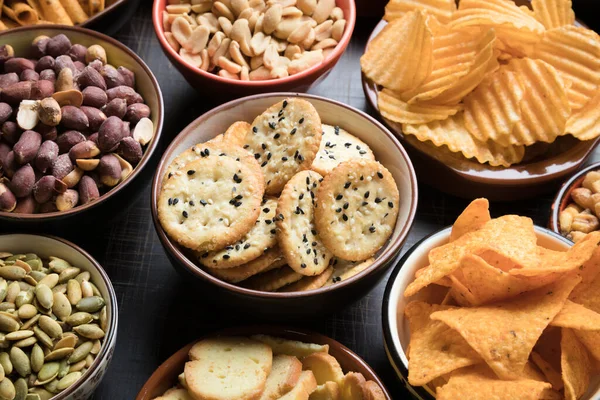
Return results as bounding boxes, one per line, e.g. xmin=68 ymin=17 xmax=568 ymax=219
xmin=6 ymin=1 xmax=600 ymax=399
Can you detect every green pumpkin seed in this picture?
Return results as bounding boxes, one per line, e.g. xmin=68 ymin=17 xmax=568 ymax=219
xmin=99 ymin=306 xmax=108 ymax=332
xmin=58 ymin=268 xmax=80 ymax=284
xmin=75 ymin=296 xmax=104 ymax=313
xmin=25 ymin=394 xmax=42 ymax=400
xmin=28 ymin=388 xmax=51 ymax=400
xmin=5 ymin=283 xmax=19 ymax=304
xmin=0 ymin=363 xmax=4 ymax=382
xmin=68 ymin=359 xmax=85 ymax=373
xmin=14 ymin=337 xmax=37 ymax=348
xmin=5 ymin=331 xmax=33 ymax=341
xmin=34 ymin=285 xmax=53 ymax=310
xmin=0 ymin=352 xmax=12 ymax=375
xmin=10 ymin=347 xmax=30 ymax=377
xmin=43 ymin=378 xmax=59 ymax=394
xmin=44 ymin=347 xmax=73 ymax=362
xmin=0 ymin=267 xmax=26 ymax=281
xmin=20 ymin=314 xmax=39 ymax=331
xmin=26 ymin=258 xmax=42 ymax=271
xmin=90 ymin=339 xmax=101 ymax=355
xmin=0 ymin=377 xmax=15 ymax=400
xmin=13 ymin=378 xmax=26 ymax=400
xmin=66 ymin=312 xmax=93 ymax=327
xmin=80 ymin=281 xmax=93 ymax=298
xmin=48 ymin=258 xmax=71 ymax=274
xmin=36 ymin=362 xmax=59 ymax=384
xmin=57 ymin=359 xmax=68 ymax=379
xmin=74 ymin=271 xmax=90 ymax=284
xmin=30 ymin=344 xmax=44 ymax=373
xmin=66 ymin=280 xmax=81 ymax=307
xmin=4 ymin=255 xmax=24 ymax=263
xmin=0 ymin=335 xmax=8 ymax=350
xmin=37 ymin=316 xmax=62 ymax=339
xmin=68 ymin=341 xmax=93 ymax=364
xmin=0 ymin=303 xmax=15 ymax=313
xmin=32 ymin=327 xmax=53 ymax=349
xmin=0 ymin=280 xmax=7 ymax=304
xmin=84 ymin=353 xmax=93 ymax=368
xmin=73 ymin=324 xmax=104 ymax=340
xmin=28 ymin=272 xmax=45 ymax=283
xmin=51 ymin=293 xmax=71 ymax=322
xmin=51 ymin=284 xmax=66 ymax=295
xmin=17 ymin=304 xmax=37 ymax=320
xmin=0 ymin=313 xmax=19 ymax=332
xmin=13 ymin=261 xmax=31 ymax=274
xmin=37 ymin=274 xmax=58 ymax=290
xmin=53 ymin=335 xmax=76 ymax=351
xmin=57 ymin=371 xmax=82 ymax=391
xmin=15 ymin=290 xmax=33 ymax=308
xmin=0 ymin=254 xmax=11 ymax=260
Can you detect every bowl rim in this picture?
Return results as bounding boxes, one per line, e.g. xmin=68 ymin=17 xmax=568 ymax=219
xmin=549 ymin=161 xmax=600 ymax=235
xmin=0 ymin=233 xmax=119 ymax=399
xmin=0 ymin=24 xmax=165 ymax=221
xmin=151 ymin=0 xmax=357 ymax=87
xmin=135 ymin=325 xmax=392 ymax=400
xmin=381 ymin=225 xmax=573 ymax=398
xmin=150 ymin=92 xmax=418 ymax=299
xmin=361 ymin=18 xmax=600 ymax=186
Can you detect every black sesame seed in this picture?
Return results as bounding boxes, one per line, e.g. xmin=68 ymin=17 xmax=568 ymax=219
xmin=205 ymin=149 xmax=210 ymax=156
xmin=278 ymin=117 xmax=285 ymax=122
xmin=377 ymin=171 xmax=384 ymax=178
xmin=336 ymin=208 xmax=342 ymax=213
xmin=364 ymin=191 xmax=370 ymax=199
xmin=299 ymin=193 xmax=304 ymax=200
xmin=298 ymin=154 xmax=304 ymax=161
xmin=229 ymin=199 xmax=236 ymax=205
xmin=270 ymin=229 xmax=276 ymax=234
xmin=310 ymin=191 xmax=314 ymax=199
xmin=311 ymin=229 xmax=317 ymax=235
xmin=344 ymin=142 xmax=351 ymax=148
xmin=168 ymin=198 xmax=173 ymax=206
xmin=360 ymin=175 xmax=364 ymax=181
xmin=201 ymin=252 xmax=209 ymax=258
xmin=168 ymin=172 xmax=173 ymax=179
xmin=359 ymin=150 xmax=367 ymax=155
xmin=306 ymin=249 xmax=311 ymax=254
xmin=267 ymin=153 xmax=272 ymax=160
xmin=369 ymin=226 xmax=376 ymax=233
xmin=290 ymin=128 xmax=297 ymax=135
xmin=329 ymin=155 xmax=335 ymax=160
xmin=278 ymin=214 xmax=284 ymax=220
xmin=388 ymin=202 xmax=394 ymax=208
xmin=182 ymin=211 xmax=188 ymax=218
xmin=187 ymin=170 xmax=195 ymax=175
xmin=314 ymin=258 xmax=318 ymax=265
xmin=235 ymin=194 xmax=243 ymax=200
xmin=243 ymin=144 xmax=250 ymax=149
xmin=306 ymin=177 xmax=310 ymax=185
xmin=252 ymin=126 xmax=258 ymax=133
xmin=200 ymin=200 xmax=207 ymax=206
xmin=299 ymin=117 xmax=304 ymax=124
xmin=263 ymin=208 xmax=270 ymax=213
xmin=261 ymin=161 xmax=268 ymax=167
xmin=269 ymin=122 xmax=276 ymax=129
xmin=283 ymin=100 xmax=288 ymax=108
xmin=334 ymin=126 xmax=340 ymax=135
xmin=189 ymin=201 xmax=195 ymax=206
xmin=312 ymin=241 xmax=317 ymax=246
xmin=226 ymin=246 xmax=234 ymax=250
xmin=274 ymin=133 xmax=280 ymax=139
xmin=235 ymin=245 xmax=240 ymax=251
xmin=344 ymin=181 xmax=351 ymax=189
xmin=278 ymin=110 xmax=283 ymax=117
xmin=362 ymin=202 xmax=368 ymax=206
xmin=262 ymin=143 xmax=267 ymax=150
xmin=254 ymin=153 xmax=260 ymax=159
xmin=375 ymin=197 xmax=382 ymax=203
xmin=343 ymin=202 xmax=349 ymax=210
xmin=282 ymin=157 xmax=288 ymax=161
xmin=265 ymin=219 xmax=272 ymax=225
xmin=336 ymin=194 xmax=343 ymax=200
xmin=233 ymin=174 xmax=242 ymax=183
xmin=244 ymin=243 xmax=251 ymax=249
xmin=294 ymin=150 xmax=299 ymax=158
xmin=173 ymin=198 xmax=179 ymax=205
xmin=234 ymin=201 xmax=242 ymax=207
xmin=301 ymin=263 xmax=306 ymax=268
xmin=343 ymin=214 xmax=348 ymax=221
xmin=223 ymin=254 xmax=230 ymax=259
xmin=303 ymin=234 xmax=308 ymax=243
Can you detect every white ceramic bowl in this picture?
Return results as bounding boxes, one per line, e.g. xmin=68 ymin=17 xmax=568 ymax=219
xmin=381 ymin=226 xmax=600 ymax=399
xmin=0 ymin=234 xmax=118 ymax=399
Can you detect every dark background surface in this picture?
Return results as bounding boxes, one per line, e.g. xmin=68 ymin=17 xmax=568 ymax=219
xmin=3 ymin=1 xmax=600 ymax=398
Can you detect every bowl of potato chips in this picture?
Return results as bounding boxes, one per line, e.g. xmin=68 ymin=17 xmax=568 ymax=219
xmin=383 ymin=198 xmax=600 ymax=399
xmin=361 ymin=0 xmax=600 ymax=201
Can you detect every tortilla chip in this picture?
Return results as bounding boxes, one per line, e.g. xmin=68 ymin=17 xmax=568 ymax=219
xmin=523 ymin=360 xmax=547 ymax=382
xmin=551 ymin=300 xmax=600 ymax=330
xmin=436 ymin=365 xmax=552 ymax=400
xmin=531 ymin=351 xmax=564 ymax=391
xmin=405 ymin=215 xmax=538 ymax=297
xmin=449 ymin=198 xmax=490 ymax=242
xmin=405 ymin=301 xmax=482 ymax=386
xmin=430 ymin=275 xmax=581 ymax=379
xmin=561 ymin=328 xmax=593 ymax=400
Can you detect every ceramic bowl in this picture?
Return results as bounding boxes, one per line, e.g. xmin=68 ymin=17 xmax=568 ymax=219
xmin=152 ymin=0 xmax=356 ymax=99
xmin=549 ymin=162 xmax=600 ymax=239
xmin=380 ymin=226 xmax=599 ymax=399
xmin=0 ymin=234 xmax=118 ymax=399
xmin=150 ymin=93 xmax=417 ymax=317
xmin=0 ymin=26 xmax=164 ymax=227
xmin=361 ymin=19 xmax=599 ymax=202
xmin=136 ymin=326 xmax=391 ymax=399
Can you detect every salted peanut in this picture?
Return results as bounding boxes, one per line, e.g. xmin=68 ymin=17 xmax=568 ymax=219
xmin=284 ymin=44 xmax=302 ymax=59
xmin=85 ymin=45 xmax=107 ymax=65
xmin=273 ymin=37 xmax=288 ymax=52
xmin=249 ymin=0 xmax=267 ymax=12
xmin=263 ymin=43 xmax=280 ymax=69
xmin=322 ymin=47 xmax=335 ymax=59
xmin=331 ymin=19 xmax=345 ymax=41
xmin=288 ymin=21 xmax=312 ymax=43
xmin=207 ymin=32 xmax=226 ymax=57
xmin=165 ymin=32 xmax=181 ymax=52
xmin=297 ymin=0 xmax=316 ymax=14
xmin=254 ymin=14 xmax=265 ymax=34
xmin=251 ymin=55 xmax=264 ymax=69
xmin=184 ymin=26 xmax=210 ymax=54
xmin=172 ymin=17 xmax=194 ymax=47
xmin=197 ymin=12 xmax=220 ymax=33
xmin=571 ymin=187 xmax=594 ymax=210
xmin=238 ymin=7 xmax=254 ymax=20
xmin=274 ymin=16 xmax=303 ymax=39
xmin=288 ymin=49 xmax=323 ymax=74
xmin=248 ymin=11 xmax=260 ymax=31
xmin=200 ymin=49 xmax=210 ymax=71
xmin=213 ymin=1 xmax=235 ymax=21
xmin=270 ymin=65 xmax=289 ymax=79
xmin=249 ymin=66 xmax=271 ymax=80
xmin=179 ymin=48 xmax=203 ymax=67
xmin=113 ymin=154 xmax=133 ymax=182
xmin=191 ymin=2 xmax=212 ymax=13
xmin=583 ymin=171 xmax=600 ymax=193
xmin=218 ymin=69 xmax=239 ymax=79
xmin=263 ymin=4 xmax=283 ymax=34
xmin=312 ymin=37 xmax=337 ymax=50
xmin=211 ymin=38 xmax=232 ymax=66
xmin=330 ymin=6 xmax=343 ymax=20
xmin=162 ymin=10 xmax=171 ymax=31
xmin=230 ymin=0 xmax=249 ymax=16
xmin=218 ymin=16 xmax=233 ymax=36
xmin=269 ymin=0 xmax=297 ymax=7
xmin=282 ymin=6 xmax=303 ymax=17
xmin=166 ymin=4 xmax=192 ymax=13
xmin=229 ymin=41 xmax=250 ymax=68
xmin=301 ymin=27 xmax=316 ymax=49
xmin=312 ymin=0 xmax=335 ymax=23
xmin=218 ymin=57 xmax=242 ymax=74
xmin=185 ymin=13 xmax=200 ymax=27
xmin=314 ymin=20 xmax=333 ymax=41
xmin=250 ymin=32 xmax=271 ymax=56
xmin=240 ymin=66 xmax=250 ymax=80
xmin=231 ymin=19 xmax=253 ymax=56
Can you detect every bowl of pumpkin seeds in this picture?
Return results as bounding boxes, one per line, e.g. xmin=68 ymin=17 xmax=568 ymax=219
xmin=0 ymin=234 xmax=117 ymax=400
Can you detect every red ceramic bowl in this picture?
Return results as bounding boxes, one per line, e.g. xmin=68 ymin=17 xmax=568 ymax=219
xmin=136 ymin=326 xmax=392 ymax=400
xmin=549 ymin=161 xmax=600 ymax=238
xmin=152 ymin=0 xmax=356 ymax=99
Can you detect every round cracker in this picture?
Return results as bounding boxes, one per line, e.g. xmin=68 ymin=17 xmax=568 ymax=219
xmin=245 ymin=98 xmax=322 ymax=194
xmin=243 ymin=266 xmax=303 ymax=292
xmin=158 ymin=154 xmax=265 ymax=252
xmin=223 ymin=121 xmax=251 ymax=146
xmin=311 ymin=124 xmax=375 ymax=176
xmin=315 ymin=160 xmax=399 ymax=261
xmin=199 ymin=197 xmax=279 ymax=269
xmin=277 ymin=170 xmax=333 ymax=276
xmin=205 ymin=246 xmax=286 ymax=283
xmin=162 ymin=135 xmax=228 ymax=185
xmin=323 ymin=258 xmax=375 ymax=287
xmin=280 ymin=266 xmax=334 ymax=292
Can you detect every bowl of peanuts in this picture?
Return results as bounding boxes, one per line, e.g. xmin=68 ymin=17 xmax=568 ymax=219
xmin=550 ymin=162 xmax=600 ymax=242
xmin=152 ymin=0 xmax=356 ymax=98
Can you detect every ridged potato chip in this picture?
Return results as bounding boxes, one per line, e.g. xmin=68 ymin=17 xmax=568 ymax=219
xmin=532 ymin=0 xmax=575 ymax=29
xmin=361 ymin=11 xmax=433 ymax=92
xmin=384 ymin=0 xmax=456 ymax=24
xmin=566 ymin=90 xmax=600 ymax=141
xmin=532 ymin=25 xmax=600 ymax=110
xmin=378 ymin=89 xmax=461 ymax=124
xmin=507 ymin=58 xmax=571 ymax=146
xmin=493 ymin=25 xmax=541 ymax=58
xmin=402 ymin=114 xmax=525 ymax=167
xmin=463 ymin=66 xmax=524 ymax=145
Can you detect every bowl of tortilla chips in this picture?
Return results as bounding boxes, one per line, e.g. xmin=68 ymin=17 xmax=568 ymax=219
xmin=382 ymin=198 xmax=600 ymax=399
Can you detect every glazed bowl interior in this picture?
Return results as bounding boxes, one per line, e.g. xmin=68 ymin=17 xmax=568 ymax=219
xmin=383 ymin=226 xmax=600 ymax=399
xmin=152 ymin=0 xmax=356 ymax=88
xmin=0 ymin=234 xmax=118 ymax=399
xmin=0 ymin=25 xmax=164 ymax=221
xmin=152 ymin=93 xmax=417 ymax=298
xmin=136 ymin=326 xmax=391 ymax=400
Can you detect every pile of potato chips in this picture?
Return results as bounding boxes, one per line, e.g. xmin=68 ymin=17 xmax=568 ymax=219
xmin=361 ymin=0 xmax=600 ymax=167
xmin=403 ymin=198 xmax=600 ymax=399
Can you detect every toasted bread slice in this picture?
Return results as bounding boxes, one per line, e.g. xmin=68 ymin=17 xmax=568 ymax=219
xmin=279 ymin=370 xmax=318 ymax=400
xmin=251 ymin=335 xmax=329 ymax=359
xmin=363 ymin=381 xmax=385 ymax=400
xmin=302 ymin=352 xmax=345 ymax=385
xmin=154 ymin=387 xmax=194 ymax=400
xmin=309 ymin=382 xmax=341 ymax=400
xmin=259 ymin=355 xmax=303 ymax=400
xmin=341 ymin=372 xmax=367 ymax=400
xmin=185 ymin=337 xmax=273 ymax=400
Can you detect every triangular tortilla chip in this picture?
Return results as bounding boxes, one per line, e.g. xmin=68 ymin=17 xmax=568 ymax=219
xmin=551 ymin=300 xmax=600 ymax=330
xmin=405 ymin=301 xmax=482 ymax=386
xmin=450 ymin=198 xmax=490 ymax=242
xmin=531 ymin=351 xmax=564 ymax=391
xmin=405 ymin=215 xmax=538 ymax=297
xmin=430 ymin=275 xmax=581 ymax=379
xmin=436 ymin=365 xmax=553 ymax=400
xmin=561 ymin=328 xmax=593 ymax=400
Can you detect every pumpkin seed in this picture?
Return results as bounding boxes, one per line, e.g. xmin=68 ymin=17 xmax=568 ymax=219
xmin=0 ymin=378 xmax=15 ymax=400
xmin=48 ymin=258 xmax=70 ymax=274
xmin=37 ymin=274 xmax=58 ymax=290
xmin=54 ymin=335 xmax=77 ymax=350
xmin=99 ymin=306 xmax=108 ymax=332
xmin=15 ymin=290 xmax=33 ymax=308
xmin=0 ymin=254 xmax=11 ymax=260
xmin=73 ymin=324 xmax=104 ymax=340
xmin=14 ymin=337 xmax=37 ymax=348
xmin=0 ymin=267 xmax=25 ymax=281
xmin=13 ymin=378 xmax=26 ymax=400
xmin=32 ymin=327 xmax=53 ymax=349
xmin=36 ymin=362 xmax=59 ymax=384
xmin=75 ymin=296 xmax=104 ymax=313
xmin=26 ymin=258 xmax=42 ymax=271
xmin=66 ymin=312 xmax=93 ymax=327
xmin=0 ymin=280 xmax=7 ymax=303
xmin=74 ymin=271 xmax=90 ymax=283
xmin=0 ymin=363 xmax=4 ymax=382
xmin=20 ymin=314 xmax=40 ymax=331
xmin=80 ymin=281 xmax=93 ymax=298
xmin=0 ymin=314 xmax=19 ymax=332
xmin=10 ymin=347 xmax=30 ymax=377
xmin=56 ymin=371 xmax=81 ymax=391
xmin=30 ymin=344 xmax=44 ymax=373
xmin=0 ymin=303 xmax=15 ymax=313
xmin=66 ymin=280 xmax=81 ymax=306
xmin=57 ymin=359 xmax=69 ymax=379
xmin=18 ymin=304 xmax=37 ymax=320
xmin=28 ymin=388 xmax=52 ymax=400
xmin=4 ymin=255 xmax=24 ymax=263
xmin=29 ymin=272 xmax=45 ymax=283
xmin=90 ymin=339 xmax=101 ymax=355
xmin=0 ymin=335 xmax=8 ymax=350
xmin=43 ymin=378 xmax=59 ymax=394
xmin=5 ymin=283 xmax=20 ymax=304
xmin=68 ymin=341 xmax=93 ymax=364
xmin=13 ymin=261 xmax=31 ymax=274
xmin=89 ymin=282 xmax=101 ymax=297
xmin=44 ymin=347 xmax=73 ymax=362
xmin=0 ymin=352 xmax=12 ymax=375
xmin=34 ymin=285 xmax=53 ymax=310
xmin=38 ymin=317 xmax=62 ymax=339
xmin=68 ymin=359 xmax=85 ymax=373
xmin=58 ymin=268 xmax=80 ymax=284
xmin=51 ymin=293 xmax=71 ymax=323
xmin=5 ymin=331 xmax=33 ymax=341
xmin=84 ymin=353 xmax=94 ymax=368
xmin=51 ymin=284 xmax=66 ymax=295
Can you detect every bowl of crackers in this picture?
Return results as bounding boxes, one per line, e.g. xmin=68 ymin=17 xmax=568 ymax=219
xmin=136 ymin=326 xmax=390 ymax=400
xmin=151 ymin=93 xmax=417 ymax=317
xmin=152 ymin=0 xmax=356 ymax=98
xmin=361 ymin=0 xmax=600 ymax=201
xmin=383 ymin=198 xmax=600 ymax=400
